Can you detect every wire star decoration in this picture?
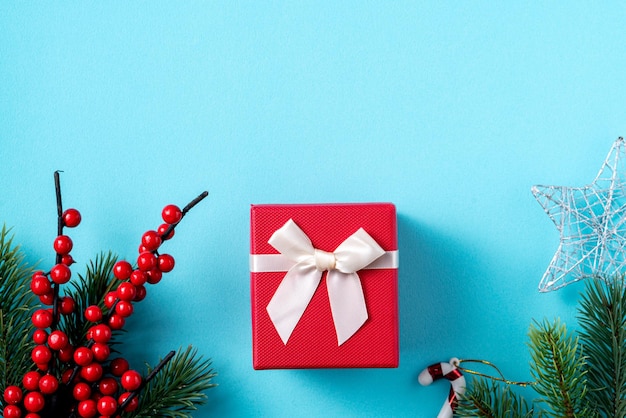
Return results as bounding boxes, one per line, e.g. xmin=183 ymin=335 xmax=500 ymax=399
xmin=532 ymin=137 xmax=626 ymax=292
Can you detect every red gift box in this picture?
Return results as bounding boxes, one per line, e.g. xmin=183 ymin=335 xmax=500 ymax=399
xmin=250 ymin=203 xmax=399 ymax=369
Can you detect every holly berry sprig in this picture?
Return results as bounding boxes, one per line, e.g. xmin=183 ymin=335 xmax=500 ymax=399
xmin=2 ymin=173 xmax=208 ymax=418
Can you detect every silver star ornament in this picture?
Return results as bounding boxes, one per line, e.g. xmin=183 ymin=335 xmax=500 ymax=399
xmin=532 ymin=137 xmax=626 ymax=292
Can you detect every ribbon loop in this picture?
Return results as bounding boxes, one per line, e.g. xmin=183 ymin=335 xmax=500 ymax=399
xmin=334 ymin=228 xmax=386 ymax=273
xmin=265 ymin=219 xmax=385 ymax=345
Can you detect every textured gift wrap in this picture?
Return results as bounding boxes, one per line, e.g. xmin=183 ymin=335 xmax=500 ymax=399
xmin=250 ymin=203 xmax=399 ymax=369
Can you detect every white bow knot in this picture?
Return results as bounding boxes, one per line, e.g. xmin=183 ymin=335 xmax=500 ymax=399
xmin=266 ymin=219 xmax=385 ymax=345
xmin=314 ymin=249 xmax=336 ymax=271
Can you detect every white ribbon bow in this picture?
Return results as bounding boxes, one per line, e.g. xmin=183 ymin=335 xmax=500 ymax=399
xmin=265 ymin=219 xmax=386 ymax=346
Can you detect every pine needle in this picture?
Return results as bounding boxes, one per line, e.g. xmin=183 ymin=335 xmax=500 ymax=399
xmin=455 ymin=377 xmax=534 ymax=418
xmin=59 ymin=252 xmax=119 ymax=345
xmin=528 ymin=318 xmax=594 ymax=418
xmin=578 ymin=276 xmax=626 ymax=417
xmin=0 ymin=225 xmax=36 ymax=407
xmin=128 ymin=346 xmax=217 ymax=418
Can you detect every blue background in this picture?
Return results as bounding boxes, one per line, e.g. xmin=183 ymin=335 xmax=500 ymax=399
xmin=2 ymin=2 xmax=626 ymax=417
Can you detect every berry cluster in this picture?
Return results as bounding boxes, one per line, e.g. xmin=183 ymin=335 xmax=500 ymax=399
xmin=2 ymin=173 xmax=207 ymax=418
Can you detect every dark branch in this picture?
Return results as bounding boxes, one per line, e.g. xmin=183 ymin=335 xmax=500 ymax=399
xmin=116 ymin=350 xmax=176 ymax=413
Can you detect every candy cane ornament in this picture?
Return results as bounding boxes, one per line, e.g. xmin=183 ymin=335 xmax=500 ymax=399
xmin=419 ymin=358 xmax=466 ymax=418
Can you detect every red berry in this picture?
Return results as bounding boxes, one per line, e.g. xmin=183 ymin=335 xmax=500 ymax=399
xmin=113 ymin=261 xmax=133 ymax=280
xmin=108 ymin=314 xmax=125 ymax=330
xmin=77 ymin=399 xmax=97 ymax=418
xmin=73 ymin=347 xmax=93 ymax=366
xmin=30 ymin=274 xmax=51 ymax=296
xmin=49 ymin=264 xmax=71 ymax=284
xmin=141 ymin=230 xmax=161 ymax=252
xmin=98 ymin=377 xmax=118 ymax=396
xmin=62 ymin=208 xmax=81 ymax=228
xmin=118 ymin=391 xmax=139 ymax=412
xmin=22 ymin=371 xmax=41 ymax=391
xmin=53 ymin=235 xmax=73 ymax=255
xmin=73 ymin=382 xmax=92 ymax=401
xmin=116 ymin=282 xmax=136 ymax=301
xmin=115 ymin=300 xmax=133 ymax=317
xmin=157 ymin=254 xmax=175 ymax=272
xmin=3 ymin=404 xmax=22 ymax=418
xmin=97 ymin=395 xmax=117 ymax=416
xmin=47 ymin=330 xmax=69 ymax=350
xmin=157 ymin=223 xmax=174 ymax=240
xmin=146 ymin=268 xmax=162 ymax=284
xmin=90 ymin=324 xmax=112 ymax=343
xmin=58 ymin=296 xmax=75 ymax=315
xmin=80 ymin=363 xmax=103 ymax=382
xmin=109 ymin=358 xmax=130 ymax=377
xmin=31 ymin=309 xmax=53 ymax=329
xmin=162 ymin=204 xmax=182 ymax=224
xmin=61 ymin=254 xmax=75 ymax=266
xmin=61 ymin=369 xmax=77 ymax=385
xmin=38 ymin=291 xmax=54 ymax=306
xmin=38 ymin=374 xmax=58 ymax=395
xmin=58 ymin=345 xmax=74 ymax=363
xmin=137 ymin=251 xmax=157 ymax=271
xmin=24 ymin=413 xmax=41 ymax=418
xmin=104 ymin=291 xmax=118 ymax=308
xmin=133 ymin=284 xmax=147 ymax=302
xmin=129 ymin=270 xmax=147 ymax=286
xmin=31 ymin=345 xmax=52 ymax=364
xmin=84 ymin=305 xmax=103 ymax=322
xmin=91 ymin=342 xmax=110 ymax=362
xmin=32 ymin=329 xmax=48 ymax=345
xmin=23 ymin=391 xmax=45 ymax=412
xmin=4 ymin=385 xmax=23 ymax=404
xmin=35 ymin=363 xmax=48 ymax=372
xmin=120 ymin=370 xmax=142 ymax=391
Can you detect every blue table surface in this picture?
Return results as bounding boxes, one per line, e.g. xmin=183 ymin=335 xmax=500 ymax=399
xmin=2 ymin=2 xmax=625 ymax=416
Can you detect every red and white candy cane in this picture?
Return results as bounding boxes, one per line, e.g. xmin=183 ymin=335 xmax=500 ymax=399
xmin=419 ymin=358 xmax=466 ymax=418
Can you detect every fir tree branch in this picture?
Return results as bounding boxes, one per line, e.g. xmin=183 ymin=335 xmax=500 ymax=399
xmin=578 ymin=276 xmax=626 ymax=418
xmin=59 ymin=252 xmax=119 ymax=346
xmin=117 ymin=351 xmax=176 ymax=414
xmin=455 ymin=377 xmax=534 ymax=418
xmin=58 ymin=252 xmax=122 ymax=388
xmin=528 ymin=319 xmax=594 ymax=418
xmin=128 ymin=346 xmax=216 ymax=418
xmin=0 ymin=225 xmax=36 ymax=315
xmin=0 ymin=225 xmax=36 ymax=406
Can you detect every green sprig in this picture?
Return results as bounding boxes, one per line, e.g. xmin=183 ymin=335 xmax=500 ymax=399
xmin=128 ymin=345 xmax=217 ymax=418
xmin=0 ymin=225 xmax=36 ymax=407
xmin=455 ymin=277 xmax=626 ymax=418
xmin=455 ymin=377 xmax=534 ymax=418
xmin=528 ymin=318 xmax=594 ymax=418
xmin=578 ymin=276 xmax=626 ymax=417
xmin=59 ymin=252 xmax=119 ymax=345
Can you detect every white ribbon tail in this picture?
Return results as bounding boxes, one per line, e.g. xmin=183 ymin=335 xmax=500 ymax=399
xmin=265 ymin=262 xmax=322 ymax=345
xmin=327 ymin=271 xmax=368 ymax=345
